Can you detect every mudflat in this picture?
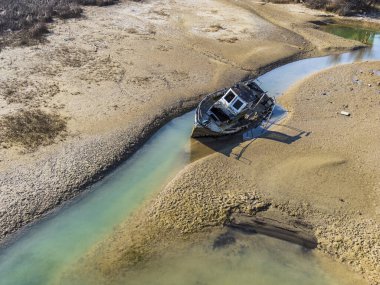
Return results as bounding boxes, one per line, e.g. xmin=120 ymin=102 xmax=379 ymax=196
xmin=0 ymin=0 xmax=363 ymax=243
xmin=67 ymin=61 xmax=380 ymax=285
xmin=0 ymin=0 xmax=300 ymax=242
xmin=1 ymin=0 xmax=379 ymax=284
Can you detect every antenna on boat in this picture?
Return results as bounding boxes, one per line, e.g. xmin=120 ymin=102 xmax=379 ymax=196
xmin=260 ymin=98 xmax=276 ymax=134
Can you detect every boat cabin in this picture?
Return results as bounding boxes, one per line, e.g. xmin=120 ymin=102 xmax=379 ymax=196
xmin=220 ymin=88 xmax=247 ymax=115
xmin=207 ymin=84 xmax=254 ymax=124
xmin=192 ymin=79 xmax=272 ymax=138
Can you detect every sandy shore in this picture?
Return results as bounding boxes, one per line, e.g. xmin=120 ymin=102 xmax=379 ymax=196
xmin=1 ymin=0 xmax=379 ymax=283
xmin=73 ymin=60 xmax=380 ymax=284
xmin=0 ymin=0 xmax=298 ymax=242
xmin=0 ymin=0 xmax=365 ymax=244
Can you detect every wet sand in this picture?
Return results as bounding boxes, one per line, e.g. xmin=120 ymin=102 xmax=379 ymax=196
xmin=0 ymin=0 xmax=301 ymax=242
xmin=1 ymin=1 xmax=378 ymax=284
xmin=0 ymin=0 xmax=365 ymax=244
xmin=69 ymin=60 xmax=380 ymax=285
xmin=59 ymin=230 xmax=369 ymax=285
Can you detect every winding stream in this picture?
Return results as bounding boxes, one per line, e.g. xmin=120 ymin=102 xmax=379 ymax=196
xmin=0 ymin=25 xmax=379 ymax=285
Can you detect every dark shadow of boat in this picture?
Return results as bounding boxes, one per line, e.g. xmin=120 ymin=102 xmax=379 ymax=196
xmin=190 ymin=123 xmax=311 ymax=164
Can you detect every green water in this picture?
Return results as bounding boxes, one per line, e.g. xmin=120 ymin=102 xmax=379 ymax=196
xmin=0 ymin=113 xmax=194 ymax=285
xmin=322 ymin=24 xmax=378 ymax=45
xmin=0 ymin=25 xmax=379 ymax=285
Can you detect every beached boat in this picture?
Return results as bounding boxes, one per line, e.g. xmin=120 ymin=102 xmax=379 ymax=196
xmin=191 ymin=80 xmax=275 ymax=138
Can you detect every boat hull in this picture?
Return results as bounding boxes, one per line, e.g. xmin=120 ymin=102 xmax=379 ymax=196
xmin=191 ymin=79 xmax=274 ymax=138
xmin=191 ymin=124 xmax=233 ymax=138
xmin=191 ymin=122 xmax=250 ymax=138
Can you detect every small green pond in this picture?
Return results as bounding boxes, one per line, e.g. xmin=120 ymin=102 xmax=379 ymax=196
xmin=322 ymin=24 xmax=378 ymax=45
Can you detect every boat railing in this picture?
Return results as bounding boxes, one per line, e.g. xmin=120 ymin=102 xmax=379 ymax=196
xmin=196 ymin=90 xmax=225 ymax=124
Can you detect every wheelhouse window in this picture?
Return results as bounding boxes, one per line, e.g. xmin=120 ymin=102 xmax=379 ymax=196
xmin=232 ymin=99 xmax=244 ymax=111
xmin=209 ymin=114 xmax=219 ymax=122
xmin=209 ymin=107 xmax=230 ymax=122
xmin=223 ymin=91 xmax=235 ymax=103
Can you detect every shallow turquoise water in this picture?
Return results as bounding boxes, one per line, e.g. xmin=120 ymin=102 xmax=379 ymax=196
xmin=0 ymin=26 xmax=379 ymax=285
xmin=0 ymin=113 xmax=194 ymax=285
xmin=257 ymin=27 xmax=380 ymax=97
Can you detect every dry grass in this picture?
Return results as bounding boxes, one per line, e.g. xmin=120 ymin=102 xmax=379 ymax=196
xmin=306 ymin=0 xmax=378 ymax=16
xmin=1 ymin=1 xmax=82 ymax=33
xmin=0 ymin=109 xmax=67 ymax=149
xmin=266 ymin=0 xmax=301 ymax=3
xmin=0 ymin=0 xmax=124 ymax=48
xmin=266 ymin=0 xmax=378 ymax=15
xmin=77 ymin=0 xmax=119 ymax=6
xmin=28 ymin=22 xmax=50 ymax=39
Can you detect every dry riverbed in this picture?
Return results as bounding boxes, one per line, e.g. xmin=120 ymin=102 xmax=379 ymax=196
xmin=1 ymin=0 xmax=378 ymax=284
xmin=0 ymin=0 xmax=362 ymax=243
xmin=66 ymin=61 xmax=380 ymax=285
xmin=0 ymin=0 xmax=300 ymax=242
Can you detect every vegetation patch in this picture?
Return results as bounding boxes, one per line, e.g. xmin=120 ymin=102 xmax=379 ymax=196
xmin=0 ymin=79 xmax=60 ymax=106
xmin=77 ymin=0 xmax=119 ymax=6
xmin=0 ymin=0 xmax=127 ymax=48
xmin=0 ymin=109 xmax=67 ymax=150
xmin=306 ymin=0 xmax=378 ymax=16
xmin=266 ymin=0 xmax=378 ymax=16
xmin=54 ymin=4 xmax=84 ymax=19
